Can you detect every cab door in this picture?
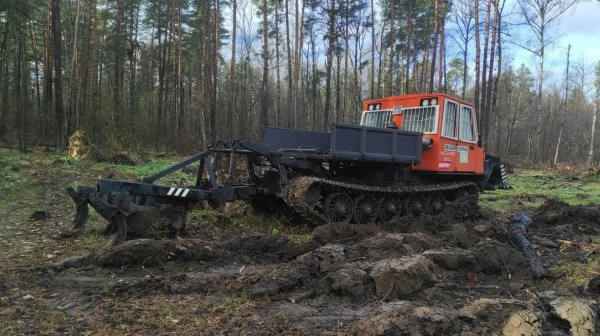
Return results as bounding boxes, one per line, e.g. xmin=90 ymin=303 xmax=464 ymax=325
xmin=455 ymin=104 xmax=483 ymax=173
xmin=439 ymin=100 xmax=483 ymax=173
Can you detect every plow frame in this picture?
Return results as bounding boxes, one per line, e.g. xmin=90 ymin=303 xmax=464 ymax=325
xmin=66 ymin=140 xmax=280 ymax=243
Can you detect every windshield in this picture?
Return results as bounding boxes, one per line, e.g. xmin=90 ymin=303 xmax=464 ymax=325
xmin=361 ymin=110 xmax=393 ymax=128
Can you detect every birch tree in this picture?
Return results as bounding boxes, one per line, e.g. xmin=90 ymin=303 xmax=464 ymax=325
xmin=552 ymin=44 xmax=570 ymax=167
xmin=448 ymin=0 xmax=474 ymax=99
xmin=516 ymin=0 xmax=580 ymax=162
xmin=587 ymin=61 xmax=600 ymax=165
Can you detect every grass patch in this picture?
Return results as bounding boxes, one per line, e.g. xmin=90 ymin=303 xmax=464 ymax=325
xmin=90 ymin=158 xmax=196 ymax=185
xmin=589 ymin=236 xmax=600 ymax=245
xmin=189 ymin=207 xmax=312 ymax=239
xmin=558 ymin=260 xmax=600 ymax=288
xmin=288 ymin=233 xmax=314 ymax=245
xmin=0 ymin=152 xmax=31 ymax=205
xmin=480 ymin=169 xmax=600 ymax=214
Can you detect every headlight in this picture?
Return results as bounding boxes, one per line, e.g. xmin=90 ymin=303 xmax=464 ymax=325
xmin=369 ymin=104 xmax=374 ymax=110
xmin=422 ymin=99 xmax=429 ymax=106
xmin=375 ymin=103 xmax=381 ymax=110
xmin=431 ymin=98 xmax=437 ymax=105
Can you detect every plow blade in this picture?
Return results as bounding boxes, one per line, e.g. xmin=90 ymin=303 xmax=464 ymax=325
xmin=66 ymin=186 xmax=92 ymax=230
xmin=67 ymin=186 xmax=131 ymax=245
xmin=68 ymin=187 xmax=189 ymax=245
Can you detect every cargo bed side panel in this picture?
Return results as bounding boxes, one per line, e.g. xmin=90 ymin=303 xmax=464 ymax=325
xmin=331 ymin=123 xmax=422 ymax=163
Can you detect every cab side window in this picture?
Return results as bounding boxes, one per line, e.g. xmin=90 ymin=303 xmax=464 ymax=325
xmin=459 ymin=106 xmax=476 ymax=142
xmin=442 ymin=101 xmax=458 ymax=138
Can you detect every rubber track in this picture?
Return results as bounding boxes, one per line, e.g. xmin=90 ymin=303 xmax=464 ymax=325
xmin=284 ymin=176 xmax=479 ymax=225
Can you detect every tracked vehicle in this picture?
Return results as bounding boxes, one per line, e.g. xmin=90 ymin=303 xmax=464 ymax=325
xmin=68 ymin=93 xmax=509 ymax=243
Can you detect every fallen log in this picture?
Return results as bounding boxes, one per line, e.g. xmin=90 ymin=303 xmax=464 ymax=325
xmin=510 ymin=214 xmax=546 ymax=277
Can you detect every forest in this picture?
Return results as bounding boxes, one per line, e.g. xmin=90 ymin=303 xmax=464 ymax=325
xmin=0 ymin=0 xmax=599 ymax=165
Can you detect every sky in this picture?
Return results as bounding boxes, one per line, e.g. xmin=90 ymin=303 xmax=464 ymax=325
xmin=507 ymin=0 xmax=600 ymax=85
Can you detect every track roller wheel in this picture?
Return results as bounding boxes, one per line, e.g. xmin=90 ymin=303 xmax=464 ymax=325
xmin=453 ymin=188 xmax=470 ymax=201
xmin=323 ymin=193 xmax=353 ymax=223
xmin=426 ymin=193 xmax=446 ymax=215
xmin=404 ymin=194 xmax=426 ymax=216
xmin=378 ymin=195 xmax=403 ymax=222
xmin=352 ymin=194 xmax=378 ymax=224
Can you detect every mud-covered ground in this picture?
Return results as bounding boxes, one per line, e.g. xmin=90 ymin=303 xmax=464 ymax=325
xmin=1 ymin=152 xmax=599 ymax=335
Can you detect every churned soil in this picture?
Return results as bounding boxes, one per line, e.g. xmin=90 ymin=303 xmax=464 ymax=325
xmin=0 ymin=152 xmax=598 ymax=335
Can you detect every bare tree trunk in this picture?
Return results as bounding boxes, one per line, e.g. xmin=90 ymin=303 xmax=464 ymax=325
xmin=335 ymin=48 xmax=341 ymax=122
xmin=388 ymin=7 xmax=395 ymax=96
xmin=285 ymin=0 xmax=292 ymax=127
xmin=588 ymin=104 xmax=597 ymax=166
xmin=114 ymin=0 xmax=124 ymax=111
xmin=377 ymin=26 xmax=385 ymax=97
xmin=261 ymin=0 xmax=269 ymax=127
xmin=156 ymin=0 xmax=165 ymax=149
xmin=229 ymin=0 xmax=237 ymax=137
xmin=29 ymin=21 xmax=42 ymax=136
xmin=212 ymin=0 xmax=219 ymax=137
xmin=274 ymin=0 xmax=281 ymax=127
xmin=419 ymin=48 xmax=429 ymax=92
xmin=438 ymin=7 xmax=445 ymax=92
xmin=535 ymin=30 xmax=544 ymax=163
xmin=493 ymin=1 xmax=505 ymax=154
xmin=89 ymin=0 xmax=99 ymax=138
xmin=52 ymin=0 xmax=65 ymax=150
xmin=43 ymin=4 xmax=53 ymax=140
xmin=483 ymin=0 xmax=498 ymax=148
xmin=474 ymin=0 xmax=481 ymax=115
xmin=293 ymin=0 xmax=303 ymax=128
xmin=405 ymin=1 xmax=412 ymax=94
xmin=68 ymin=0 xmax=81 ymax=136
xmin=323 ymin=0 xmax=336 ymax=130
xmin=429 ymin=0 xmax=439 ymax=93
xmin=177 ymin=0 xmax=184 ymax=135
xmin=17 ymin=30 xmax=26 ymax=151
xmin=0 ymin=21 xmax=8 ymax=140
xmin=527 ymin=96 xmax=534 ymax=157
xmin=309 ymin=30 xmax=317 ymax=129
xmin=343 ymin=0 xmax=349 ymax=122
xmin=553 ymin=44 xmax=570 ymax=167
xmin=479 ymin=0 xmax=492 ymax=146
xmin=370 ymin=0 xmax=375 ymax=99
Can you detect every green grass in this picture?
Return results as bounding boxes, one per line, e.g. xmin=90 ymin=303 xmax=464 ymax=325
xmin=480 ymin=169 xmax=600 ymax=214
xmin=90 ymin=158 xmax=199 ymax=187
xmin=189 ymin=207 xmax=312 ymax=239
xmin=0 ymin=152 xmax=34 ymax=208
xmin=589 ymin=236 xmax=600 ymax=245
xmin=90 ymin=158 xmax=176 ymax=177
xmin=288 ymin=233 xmax=314 ymax=245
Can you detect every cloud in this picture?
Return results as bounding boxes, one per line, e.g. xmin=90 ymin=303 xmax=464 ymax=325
xmin=560 ymin=2 xmax=600 ymax=37
xmin=508 ymin=1 xmax=600 ymax=73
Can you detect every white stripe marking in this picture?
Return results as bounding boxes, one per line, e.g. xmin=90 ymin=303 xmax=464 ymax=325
xmin=175 ymin=188 xmax=183 ymax=196
xmin=182 ymin=189 xmax=190 ymax=197
xmin=167 ymin=187 xmax=176 ymax=196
